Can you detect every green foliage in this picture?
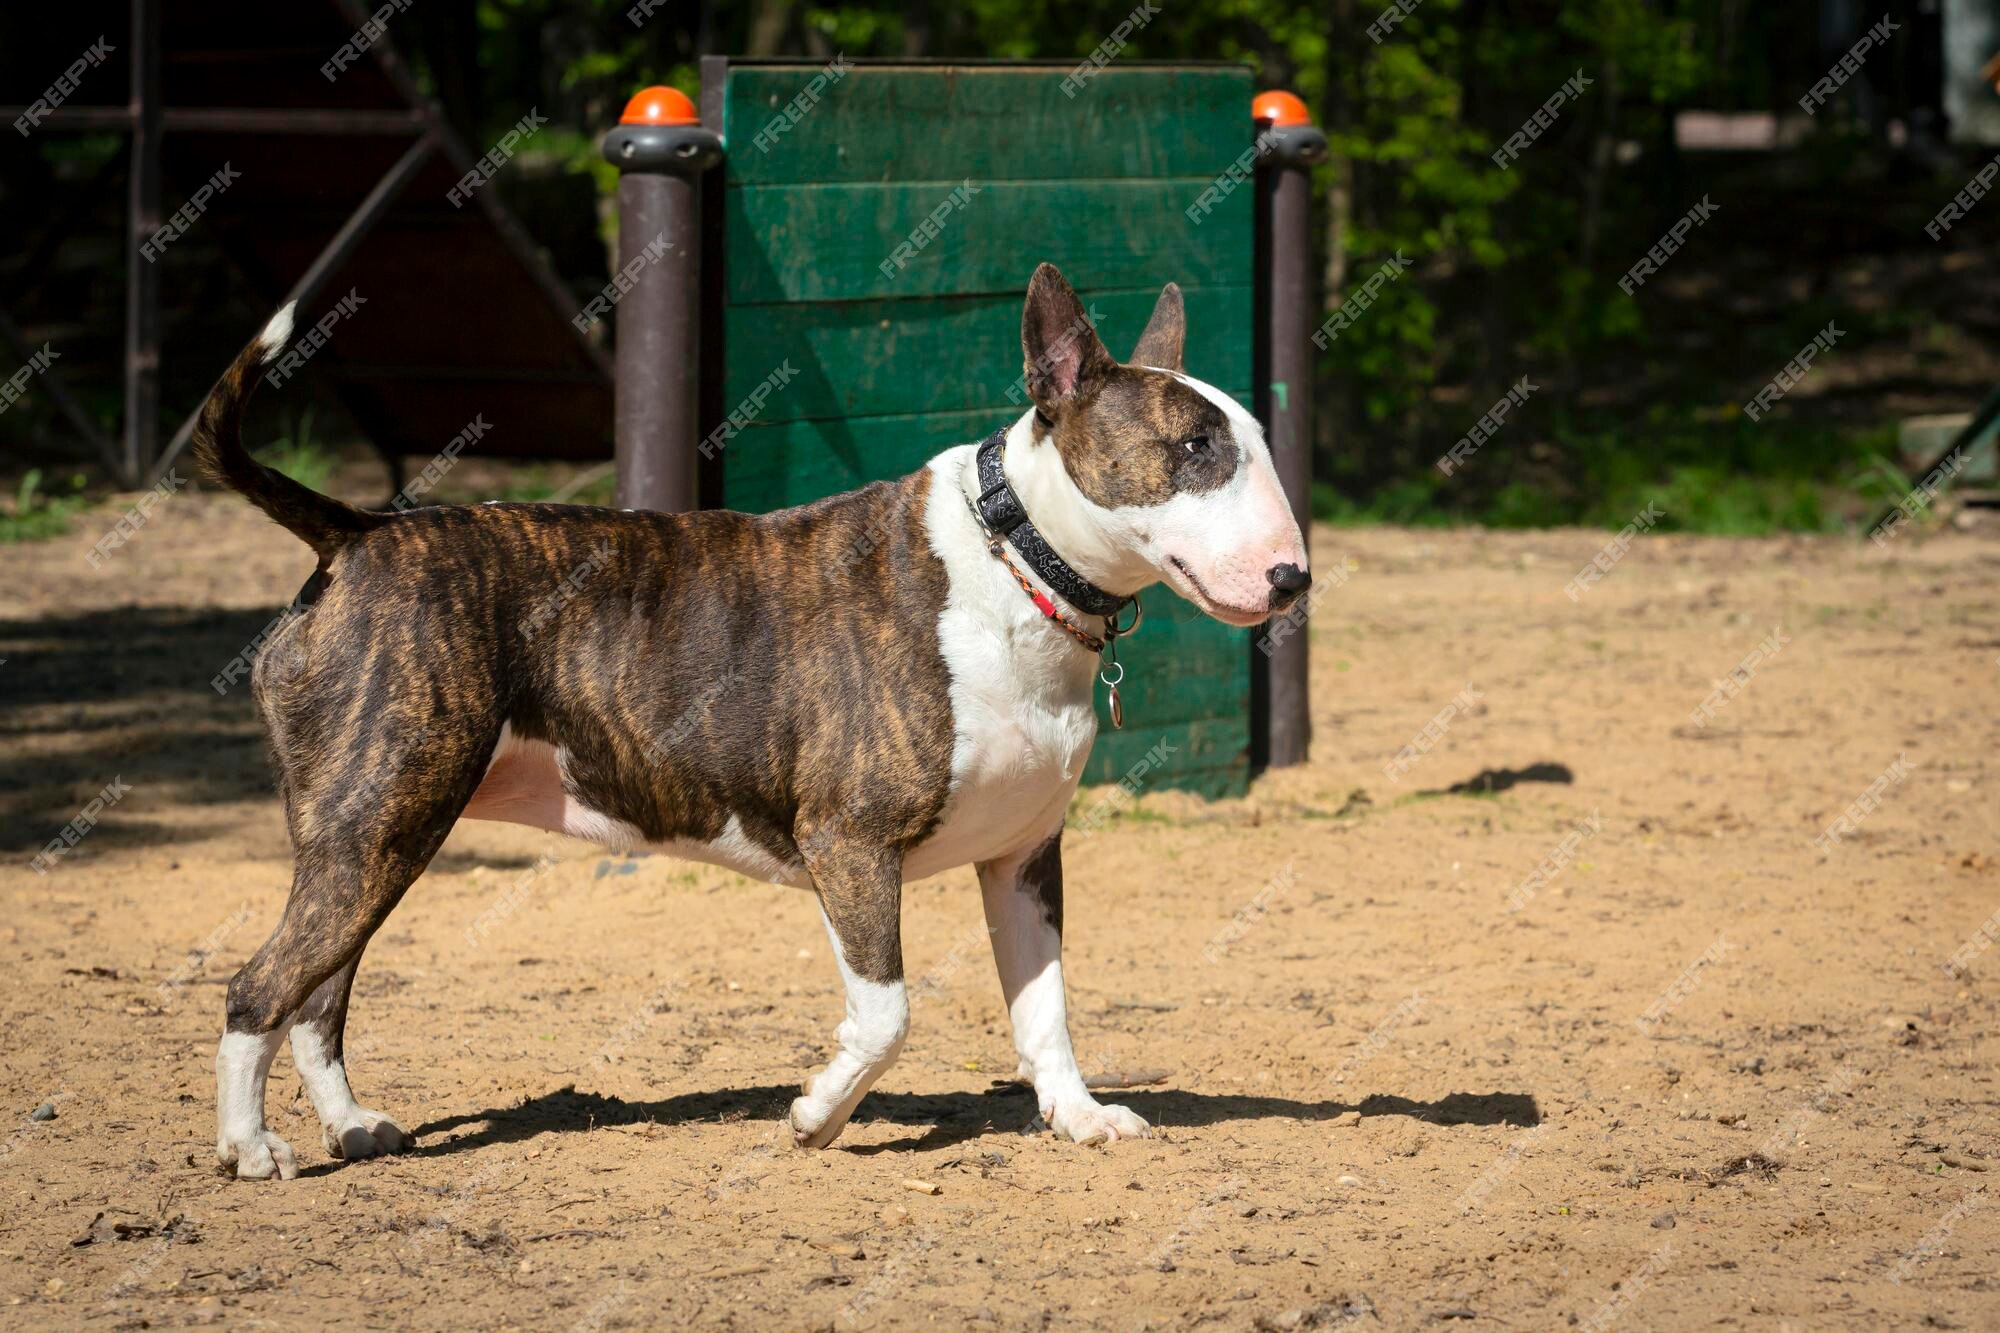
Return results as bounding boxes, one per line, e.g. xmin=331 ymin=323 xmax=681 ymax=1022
xmin=0 ymin=469 xmax=91 ymax=543
xmin=400 ymin=3 xmax=1950 ymax=535
xmin=537 ymin=125 xmax=621 ymax=202
xmin=1312 ymin=476 xmax=1458 ymax=529
xmin=256 ymin=409 xmax=337 ymax=494
xmin=489 ymin=462 xmax=619 ymax=506
xmin=1318 ymin=408 xmax=1897 ymax=535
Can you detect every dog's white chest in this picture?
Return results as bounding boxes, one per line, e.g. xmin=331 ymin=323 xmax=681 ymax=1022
xmin=906 ymin=450 xmax=1100 ymax=878
xmin=908 ymin=638 xmax=1096 ymax=878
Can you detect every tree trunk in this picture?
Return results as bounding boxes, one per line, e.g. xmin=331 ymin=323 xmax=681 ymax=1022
xmin=746 ymin=0 xmax=795 ymax=57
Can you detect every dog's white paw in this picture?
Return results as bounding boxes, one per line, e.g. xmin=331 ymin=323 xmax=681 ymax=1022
xmin=1047 ymin=1098 xmax=1151 ymax=1146
xmin=218 ymin=1128 xmax=298 ymax=1180
xmin=788 ymin=1095 xmax=846 ymax=1150
xmin=323 ymin=1108 xmax=410 ymax=1160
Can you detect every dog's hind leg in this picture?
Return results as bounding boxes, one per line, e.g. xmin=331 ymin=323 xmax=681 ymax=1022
xmin=978 ymin=832 xmax=1149 ymax=1145
xmin=289 ymin=953 xmax=409 ymax=1160
xmin=216 ymin=746 xmax=489 ymax=1179
xmin=789 ymin=839 xmax=908 ymax=1150
xmin=217 ymin=857 xmax=419 ymax=1179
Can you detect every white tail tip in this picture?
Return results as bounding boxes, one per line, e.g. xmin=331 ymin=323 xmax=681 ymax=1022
xmin=256 ymin=302 xmax=298 ymax=364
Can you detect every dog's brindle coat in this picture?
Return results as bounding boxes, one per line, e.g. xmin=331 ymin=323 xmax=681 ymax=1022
xmin=200 ymin=264 xmax=1308 ymax=1178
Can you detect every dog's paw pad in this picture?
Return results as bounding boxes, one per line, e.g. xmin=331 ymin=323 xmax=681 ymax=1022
xmin=324 ymin=1110 xmax=410 ymax=1160
xmin=218 ymin=1129 xmax=298 ymax=1181
xmin=1049 ymin=1100 xmax=1151 ymax=1146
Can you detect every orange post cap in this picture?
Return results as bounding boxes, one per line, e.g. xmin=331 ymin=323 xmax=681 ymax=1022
xmin=1253 ymin=89 xmax=1311 ymax=127
xmin=621 ymin=85 xmax=699 ymax=127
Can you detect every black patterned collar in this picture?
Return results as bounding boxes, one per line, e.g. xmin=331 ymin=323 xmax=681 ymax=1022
xmin=968 ymin=429 xmax=1133 ymax=620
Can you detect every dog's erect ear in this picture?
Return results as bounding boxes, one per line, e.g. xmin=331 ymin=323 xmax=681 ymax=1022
xmin=1128 ymin=282 xmax=1185 ymax=372
xmin=1022 ymin=263 xmax=1116 ymax=414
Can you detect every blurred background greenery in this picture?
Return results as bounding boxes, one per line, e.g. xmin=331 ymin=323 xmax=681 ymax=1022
xmin=3 ymin=0 xmax=1996 ymax=535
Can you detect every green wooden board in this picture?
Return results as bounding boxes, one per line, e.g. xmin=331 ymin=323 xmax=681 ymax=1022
xmin=721 ymin=286 xmax=1251 ymax=425
xmin=726 ymin=180 xmax=1248 ymax=306
xmin=722 ymin=65 xmax=1251 ymax=186
xmin=1076 ymin=716 xmax=1249 ymax=800
xmin=713 ymin=60 xmax=1255 ymax=795
xmin=717 ymin=385 xmax=1256 ymax=514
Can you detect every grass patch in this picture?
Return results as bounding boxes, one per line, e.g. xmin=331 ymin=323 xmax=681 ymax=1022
xmin=1313 ymin=475 xmax=1459 ymax=529
xmin=0 ymin=469 xmax=92 ymax=543
xmin=487 ymin=462 xmax=618 ymax=506
xmin=1318 ymin=409 xmax=1903 ymax=535
xmin=255 ymin=408 xmax=337 ymax=494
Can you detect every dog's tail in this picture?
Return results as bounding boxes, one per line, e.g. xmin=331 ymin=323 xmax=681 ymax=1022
xmin=190 ymin=302 xmax=386 ymax=561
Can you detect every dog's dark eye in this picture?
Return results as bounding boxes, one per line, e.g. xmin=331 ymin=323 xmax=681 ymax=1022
xmin=1181 ymin=435 xmax=1211 ymax=457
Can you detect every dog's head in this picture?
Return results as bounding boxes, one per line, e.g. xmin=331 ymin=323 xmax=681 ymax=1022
xmin=1017 ymin=263 xmax=1309 ymax=626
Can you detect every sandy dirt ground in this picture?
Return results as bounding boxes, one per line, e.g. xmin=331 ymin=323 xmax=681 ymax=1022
xmin=3 ymin=486 xmax=1999 ymax=1331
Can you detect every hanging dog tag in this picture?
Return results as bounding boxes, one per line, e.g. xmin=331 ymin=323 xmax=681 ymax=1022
xmin=1100 ymin=660 xmax=1126 ymax=730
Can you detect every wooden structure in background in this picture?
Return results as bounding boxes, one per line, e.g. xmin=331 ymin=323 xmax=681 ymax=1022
xmin=0 ymin=0 xmax=610 ymax=487
xmin=697 ymin=59 xmax=1260 ymax=794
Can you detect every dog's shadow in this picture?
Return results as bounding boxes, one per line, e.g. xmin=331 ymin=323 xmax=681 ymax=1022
xmin=388 ymin=1082 xmax=1539 ymax=1169
xmin=1420 ymin=762 xmax=1574 ymax=797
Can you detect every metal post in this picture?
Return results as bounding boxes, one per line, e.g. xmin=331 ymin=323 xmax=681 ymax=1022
xmin=1251 ymin=91 xmax=1327 ymax=772
xmin=122 ymin=0 xmax=161 ymax=488
xmin=602 ymin=87 xmax=722 ymax=513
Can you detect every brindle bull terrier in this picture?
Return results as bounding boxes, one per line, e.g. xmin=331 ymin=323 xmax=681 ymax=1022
xmin=198 ymin=263 xmax=1309 ymax=1179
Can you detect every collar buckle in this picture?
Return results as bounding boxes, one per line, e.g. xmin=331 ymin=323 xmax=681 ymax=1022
xmin=974 ymin=477 xmax=1027 ymax=537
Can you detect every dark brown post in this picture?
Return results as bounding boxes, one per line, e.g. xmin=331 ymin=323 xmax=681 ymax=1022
xmin=122 ymin=0 xmax=161 ymax=487
xmin=602 ymin=86 xmax=722 ymax=513
xmin=1251 ymin=90 xmax=1326 ymax=772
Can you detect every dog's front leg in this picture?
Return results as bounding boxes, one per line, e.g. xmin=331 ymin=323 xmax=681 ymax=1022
xmin=790 ymin=837 xmax=908 ymax=1150
xmin=978 ymin=832 xmax=1150 ymax=1145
